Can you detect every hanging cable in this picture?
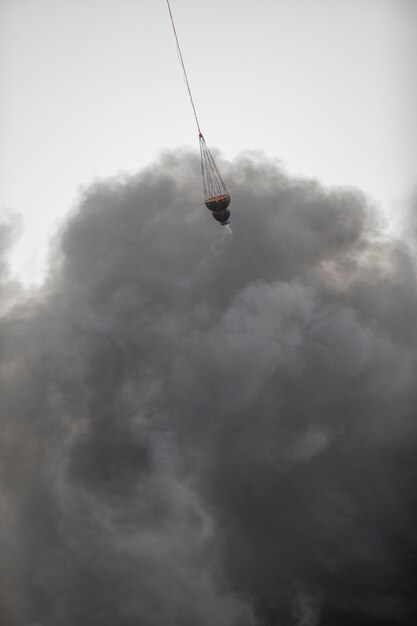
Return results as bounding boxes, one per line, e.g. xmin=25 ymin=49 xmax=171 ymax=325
xmin=165 ymin=0 xmax=231 ymax=225
xmin=166 ymin=0 xmax=201 ymax=135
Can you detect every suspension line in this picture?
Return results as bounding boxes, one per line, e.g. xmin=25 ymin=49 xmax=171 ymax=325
xmin=166 ymin=0 xmax=202 ymax=135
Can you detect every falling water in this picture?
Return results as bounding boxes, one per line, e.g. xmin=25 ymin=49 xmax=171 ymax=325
xmin=211 ymin=223 xmax=233 ymax=255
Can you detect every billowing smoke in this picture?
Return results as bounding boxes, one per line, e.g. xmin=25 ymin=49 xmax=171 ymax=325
xmin=0 ymin=152 xmax=416 ymax=626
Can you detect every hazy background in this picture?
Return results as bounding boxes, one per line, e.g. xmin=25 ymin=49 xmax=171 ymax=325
xmin=1 ymin=0 xmax=416 ymax=281
xmin=1 ymin=1 xmax=416 ymax=625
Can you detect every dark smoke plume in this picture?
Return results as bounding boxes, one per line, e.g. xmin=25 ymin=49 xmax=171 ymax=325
xmin=0 ymin=152 xmax=416 ymax=626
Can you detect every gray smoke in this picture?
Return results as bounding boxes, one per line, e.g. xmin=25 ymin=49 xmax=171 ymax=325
xmin=0 ymin=151 xmax=416 ymax=626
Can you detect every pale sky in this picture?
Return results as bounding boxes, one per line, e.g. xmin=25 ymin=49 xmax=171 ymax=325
xmin=1 ymin=0 xmax=416 ymax=283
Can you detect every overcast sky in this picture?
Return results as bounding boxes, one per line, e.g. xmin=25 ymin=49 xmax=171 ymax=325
xmin=1 ymin=0 xmax=416 ymax=282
